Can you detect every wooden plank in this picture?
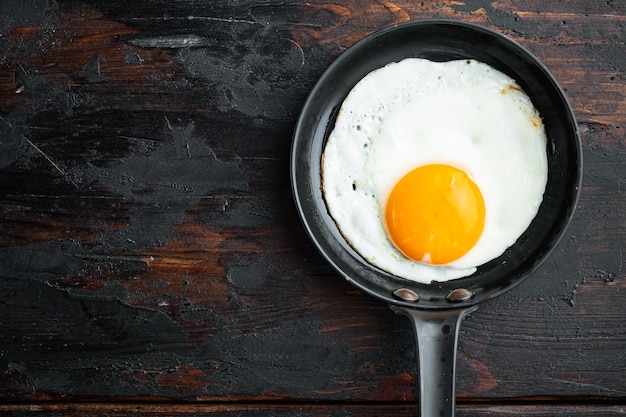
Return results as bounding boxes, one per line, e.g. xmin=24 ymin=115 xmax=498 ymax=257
xmin=1 ymin=402 xmax=626 ymax=417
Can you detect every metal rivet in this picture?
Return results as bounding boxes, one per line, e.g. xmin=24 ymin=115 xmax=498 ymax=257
xmin=393 ymin=288 xmax=420 ymax=302
xmin=446 ymin=288 xmax=474 ymax=303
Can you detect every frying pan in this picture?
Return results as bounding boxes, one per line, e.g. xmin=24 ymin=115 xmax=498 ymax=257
xmin=290 ymin=20 xmax=581 ymax=416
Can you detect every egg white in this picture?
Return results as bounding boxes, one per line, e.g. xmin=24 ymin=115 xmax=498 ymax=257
xmin=322 ymin=58 xmax=548 ymax=284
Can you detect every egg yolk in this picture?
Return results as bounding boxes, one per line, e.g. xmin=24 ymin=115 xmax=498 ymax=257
xmin=385 ymin=164 xmax=485 ymax=265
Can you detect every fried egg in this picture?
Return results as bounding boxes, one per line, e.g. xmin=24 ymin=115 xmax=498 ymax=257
xmin=322 ymin=58 xmax=548 ymax=284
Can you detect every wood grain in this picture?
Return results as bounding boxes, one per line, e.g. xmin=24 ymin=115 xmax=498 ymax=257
xmin=0 ymin=0 xmax=624 ymax=414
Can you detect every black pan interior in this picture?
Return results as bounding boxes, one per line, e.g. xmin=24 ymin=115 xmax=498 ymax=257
xmin=291 ymin=20 xmax=581 ymax=310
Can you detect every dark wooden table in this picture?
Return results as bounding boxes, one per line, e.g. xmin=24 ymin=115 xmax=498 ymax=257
xmin=0 ymin=1 xmax=624 ymax=416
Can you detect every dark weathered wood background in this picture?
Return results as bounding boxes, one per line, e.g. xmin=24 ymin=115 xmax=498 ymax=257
xmin=0 ymin=0 xmax=624 ymax=416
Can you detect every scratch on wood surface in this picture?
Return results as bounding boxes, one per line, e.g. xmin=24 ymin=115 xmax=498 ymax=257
xmin=185 ymin=137 xmax=191 ymax=158
xmin=164 ymin=114 xmax=173 ymax=131
xmin=24 ymin=137 xmax=79 ymax=189
xmin=126 ymin=15 xmax=265 ymax=26
xmin=129 ymin=34 xmax=207 ymax=49
xmin=286 ymin=38 xmax=306 ymax=68
xmin=547 ymin=376 xmax=624 ymax=396
xmin=185 ymin=16 xmax=265 ymax=26
xmin=102 ymin=134 xmax=159 ymax=144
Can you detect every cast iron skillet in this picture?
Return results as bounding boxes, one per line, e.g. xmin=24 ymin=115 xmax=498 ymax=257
xmin=291 ymin=20 xmax=581 ymax=417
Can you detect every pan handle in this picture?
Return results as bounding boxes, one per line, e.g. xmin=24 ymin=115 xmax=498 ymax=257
xmin=391 ymin=305 xmax=478 ymax=417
